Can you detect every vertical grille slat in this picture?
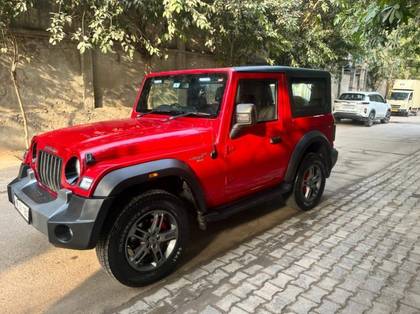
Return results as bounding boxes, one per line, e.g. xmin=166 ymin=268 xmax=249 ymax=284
xmin=53 ymin=157 xmax=61 ymax=192
xmin=41 ymin=151 xmax=46 ymax=185
xmin=52 ymin=156 xmax=57 ymax=191
xmin=48 ymin=154 xmax=54 ymax=190
xmin=47 ymin=153 xmax=52 ymax=189
xmin=46 ymin=153 xmax=51 ymax=188
xmin=48 ymin=154 xmax=54 ymax=189
xmin=37 ymin=150 xmax=62 ymax=192
xmin=58 ymin=159 xmax=62 ymax=191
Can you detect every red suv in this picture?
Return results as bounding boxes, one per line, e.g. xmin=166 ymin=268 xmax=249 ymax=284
xmin=8 ymin=66 xmax=337 ymax=286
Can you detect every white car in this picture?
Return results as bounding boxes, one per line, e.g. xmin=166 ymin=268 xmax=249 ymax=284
xmin=333 ymin=92 xmax=391 ymax=127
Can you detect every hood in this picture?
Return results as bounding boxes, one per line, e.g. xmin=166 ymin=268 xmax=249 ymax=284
xmin=34 ymin=117 xmax=214 ymax=161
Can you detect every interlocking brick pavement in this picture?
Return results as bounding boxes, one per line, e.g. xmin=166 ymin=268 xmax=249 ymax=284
xmin=119 ymin=150 xmax=420 ymax=314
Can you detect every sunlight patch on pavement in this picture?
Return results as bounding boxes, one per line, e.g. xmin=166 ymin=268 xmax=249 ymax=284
xmin=0 ymin=248 xmax=99 ymax=314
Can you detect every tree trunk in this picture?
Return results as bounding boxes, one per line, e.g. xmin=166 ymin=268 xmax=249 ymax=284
xmin=10 ymin=63 xmax=29 ymax=149
xmin=385 ymin=65 xmax=395 ymax=98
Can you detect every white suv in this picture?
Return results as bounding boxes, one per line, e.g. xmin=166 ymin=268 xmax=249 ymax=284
xmin=333 ymin=92 xmax=391 ymax=127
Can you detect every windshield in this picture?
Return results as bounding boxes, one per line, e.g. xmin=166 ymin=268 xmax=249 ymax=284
xmin=137 ymin=73 xmax=227 ymax=117
xmin=390 ymin=92 xmax=409 ymax=101
xmin=339 ymin=93 xmax=365 ymax=101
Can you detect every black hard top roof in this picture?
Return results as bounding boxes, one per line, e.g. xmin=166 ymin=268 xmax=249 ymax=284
xmin=233 ymin=66 xmax=330 ymax=78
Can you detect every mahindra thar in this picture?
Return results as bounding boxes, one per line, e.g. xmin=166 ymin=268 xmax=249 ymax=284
xmin=8 ymin=66 xmax=338 ymax=286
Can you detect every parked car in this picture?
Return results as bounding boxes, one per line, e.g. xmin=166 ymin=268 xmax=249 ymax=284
xmin=8 ymin=66 xmax=338 ymax=287
xmin=388 ymin=79 xmax=420 ymax=116
xmin=333 ymin=91 xmax=391 ymax=126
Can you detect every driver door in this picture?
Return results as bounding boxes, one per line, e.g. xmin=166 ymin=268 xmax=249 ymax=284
xmin=223 ymin=73 xmax=289 ymax=202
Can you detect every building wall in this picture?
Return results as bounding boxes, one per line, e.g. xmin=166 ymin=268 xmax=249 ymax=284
xmin=0 ymin=30 xmax=218 ymax=149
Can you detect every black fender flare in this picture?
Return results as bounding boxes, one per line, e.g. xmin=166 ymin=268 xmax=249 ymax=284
xmin=87 ymin=159 xmax=208 ymax=247
xmin=93 ymin=158 xmax=207 ymax=212
xmin=89 ymin=159 xmax=207 ymax=243
xmin=284 ymin=131 xmax=333 ymax=183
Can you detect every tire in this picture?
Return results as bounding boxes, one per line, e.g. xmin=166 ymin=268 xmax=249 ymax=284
xmin=380 ymin=110 xmax=391 ymax=124
xmin=365 ymin=111 xmax=375 ymax=127
xmin=286 ymin=153 xmax=326 ymax=211
xmin=96 ymin=189 xmax=189 ymax=287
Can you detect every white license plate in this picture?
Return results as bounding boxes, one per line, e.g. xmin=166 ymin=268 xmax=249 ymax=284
xmin=14 ymin=195 xmax=31 ymax=223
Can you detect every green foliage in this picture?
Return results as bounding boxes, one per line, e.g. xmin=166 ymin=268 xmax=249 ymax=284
xmin=365 ymin=17 xmax=419 ymax=86
xmin=0 ymin=0 xmax=32 ymax=53
xmin=336 ymin=0 xmax=418 ymax=46
xmin=1 ymin=0 xmax=418 ymax=83
xmin=42 ymin=0 xmax=355 ymax=70
xmin=46 ymin=0 xmax=211 ymax=59
xmin=336 ymin=0 xmax=419 ymax=82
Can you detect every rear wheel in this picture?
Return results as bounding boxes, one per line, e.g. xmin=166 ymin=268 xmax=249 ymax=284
xmin=381 ymin=110 xmax=391 ymax=123
xmin=96 ymin=190 xmax=189 ymax=287
xmin=287 ymin=153 xmax=326 ymax=211
xmin=365 ymin=111 xmax=375 ymax=127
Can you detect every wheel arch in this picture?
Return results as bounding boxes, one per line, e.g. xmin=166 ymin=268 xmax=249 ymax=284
xmin=284 ymin=131 xmax=333 ymax=183
xmin=91 ymin=159 xmax=207 ymax=244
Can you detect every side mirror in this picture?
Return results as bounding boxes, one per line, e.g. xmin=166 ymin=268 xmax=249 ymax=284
xmin=230 ymin=103 xmax=257 ymax=138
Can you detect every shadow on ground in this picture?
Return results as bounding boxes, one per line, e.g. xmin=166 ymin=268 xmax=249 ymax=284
xmin=47 ymin=196 xmax=301 ymax=313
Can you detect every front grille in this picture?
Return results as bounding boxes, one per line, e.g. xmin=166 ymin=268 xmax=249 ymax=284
xmin=37 ymin=150 xmax=63 ymax=192
xmin=391 ymin=105 xmax=400 ymax=109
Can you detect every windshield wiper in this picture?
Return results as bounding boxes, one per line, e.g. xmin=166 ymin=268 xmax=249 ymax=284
xmin=167 ymin=111 xmax=212 ymax=120
xmin=137 ymin=109 xmax=176 ymax=118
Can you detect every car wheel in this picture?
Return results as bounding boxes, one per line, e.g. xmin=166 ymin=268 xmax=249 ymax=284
xmin=96 ymin=189 xmax=189 ymax=287
xmin=381 ymin=110 xmax=391 ymax=124
xmin=287 ymin=153 xmax=326 ymax=211
xmin=365 ymin=111 xmax=375 ymax=127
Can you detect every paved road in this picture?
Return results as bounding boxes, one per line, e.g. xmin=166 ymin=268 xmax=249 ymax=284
xmin=119 ymin=146 xmax=420 ymax=314
xmin=1 ymin=116 xmax=420 ymax=313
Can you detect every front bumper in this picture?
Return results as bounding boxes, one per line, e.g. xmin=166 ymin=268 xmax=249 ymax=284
xmin=391 ymin=108 xmax=408 ymax=114
xmin=334 ymin=112 xmax=368 ymax=121
xmin=7 ymin=164 xmax=111 ymax=249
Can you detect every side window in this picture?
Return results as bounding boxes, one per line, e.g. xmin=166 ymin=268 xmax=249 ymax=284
xmin=235 ymin=79 xmax=277 ymax=122
xmin=369 ymin=95 xmax=376 ymax=102
xmin=377 ymin=95 xmax=385 ymax=103
xmin=409 ymin=93 xmax=413 ymax=101
xmin=290 ymin=78 xmax=328 ymax=117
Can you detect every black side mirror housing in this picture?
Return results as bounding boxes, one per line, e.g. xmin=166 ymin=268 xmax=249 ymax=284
xmin=230 ymin=103 xmax=257 ymax=139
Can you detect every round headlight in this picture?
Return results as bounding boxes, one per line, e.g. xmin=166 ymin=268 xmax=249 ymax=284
xmin=65 ymin=157 xmax=80 ymax=185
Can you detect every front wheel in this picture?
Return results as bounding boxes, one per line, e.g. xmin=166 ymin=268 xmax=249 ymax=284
xmin=96 ymin=190 xmax=189 ymax=287
xmin=286 ymin=153 xmax=326 ymax=211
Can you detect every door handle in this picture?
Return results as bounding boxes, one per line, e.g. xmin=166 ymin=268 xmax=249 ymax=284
xmin=270 ymin=136 xmax=282 ymax=144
